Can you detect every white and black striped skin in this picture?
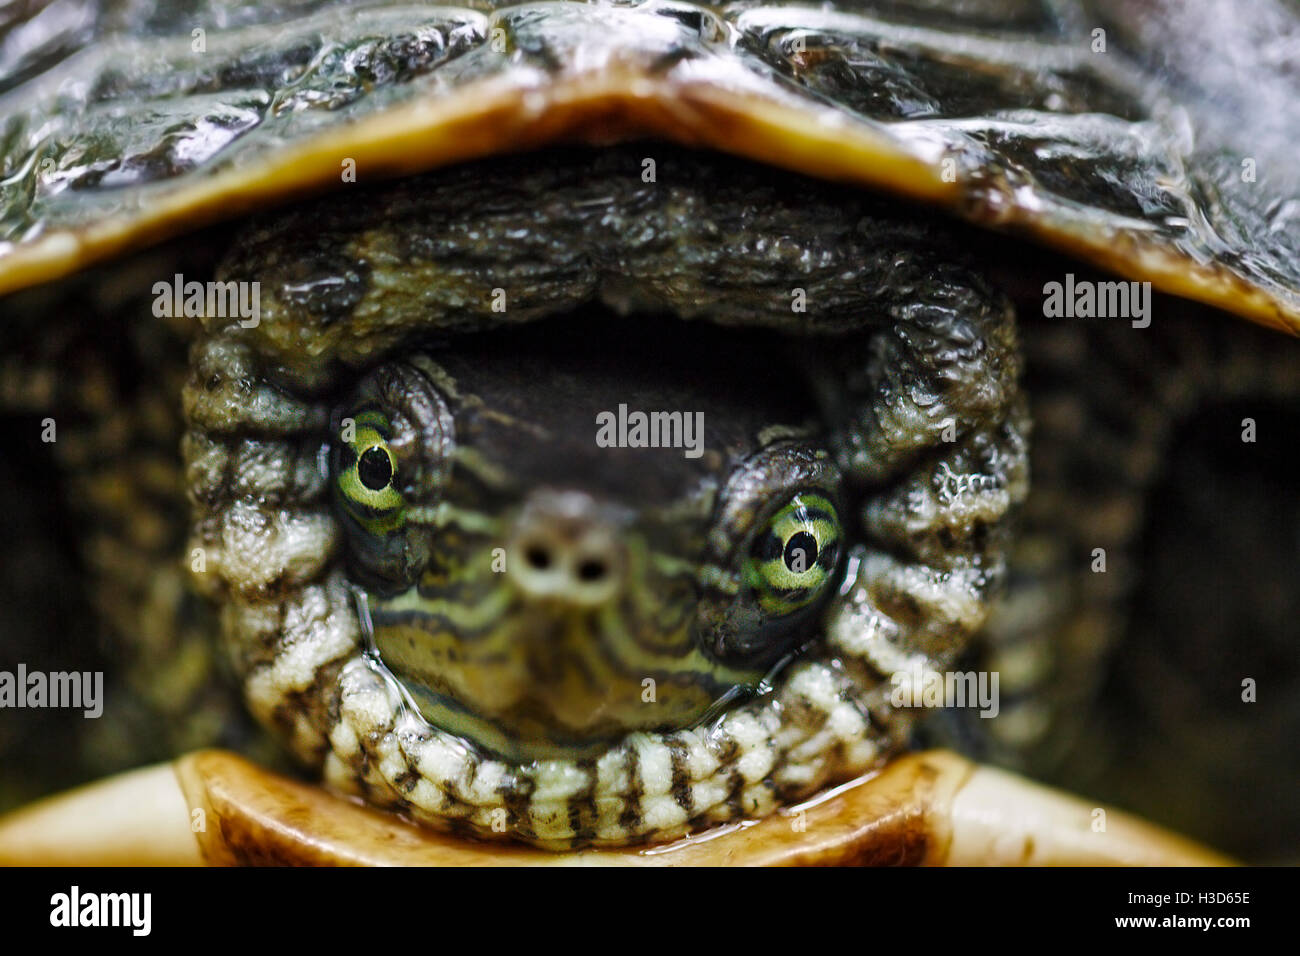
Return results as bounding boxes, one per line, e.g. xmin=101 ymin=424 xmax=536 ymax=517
xmin=181 ymin=147 xmax=1028 ymax=848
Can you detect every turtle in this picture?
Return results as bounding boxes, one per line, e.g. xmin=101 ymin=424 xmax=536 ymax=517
xmin=0 ymin=0 xmax=1297 ymax=864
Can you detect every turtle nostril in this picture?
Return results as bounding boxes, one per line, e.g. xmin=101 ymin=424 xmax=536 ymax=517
xmin=508 ymin=491 xmax=626 ymax=605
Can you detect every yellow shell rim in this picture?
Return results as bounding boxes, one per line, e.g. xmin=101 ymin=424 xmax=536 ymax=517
xmin=2 ymin=66 xmax=1296 ymax=337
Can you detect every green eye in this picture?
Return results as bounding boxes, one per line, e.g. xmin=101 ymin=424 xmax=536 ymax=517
xmin=746 ymin=493 xmax=842 ymax=617
xmin=336 ymin=410 xmax=406 ymax=533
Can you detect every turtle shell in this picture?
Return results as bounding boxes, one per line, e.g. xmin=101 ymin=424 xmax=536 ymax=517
xmin=1 ymin=0 xmax=1298 ymax=333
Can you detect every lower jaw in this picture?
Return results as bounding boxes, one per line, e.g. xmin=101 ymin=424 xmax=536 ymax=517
xmin=366 ymin=634 xmax=781 ymax=767
xmin=381 ymin=681 xmax=660 ymax=764
xmin=360 ymin=573 xmax=792 ymax=770
xmin=301 ymin=559 xmax=900 ymax=850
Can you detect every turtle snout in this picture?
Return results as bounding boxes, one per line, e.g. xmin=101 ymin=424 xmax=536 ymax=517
xmin=507 ymin=490 xmax=626 ymax=607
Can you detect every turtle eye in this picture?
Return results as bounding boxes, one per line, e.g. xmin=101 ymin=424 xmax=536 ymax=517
xmin=335 ymin=410 xmax=405 ymax=533
xmin=746 ymin=493 xmax=842 ymax=617
xmin=328 ymin=359 xmax=454 ymax=590
xmin=694 ymin=444 xmax=844 ymax=665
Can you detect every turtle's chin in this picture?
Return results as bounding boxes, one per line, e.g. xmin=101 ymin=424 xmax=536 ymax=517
xmin=359 ymin=588 xmax=774 ymax=765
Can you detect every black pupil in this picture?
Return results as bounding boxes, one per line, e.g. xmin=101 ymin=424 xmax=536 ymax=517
xmin=784 ymin=531 xmax=818 ymax=572
xmin=357 ymin=446 xmax=393 ymax=491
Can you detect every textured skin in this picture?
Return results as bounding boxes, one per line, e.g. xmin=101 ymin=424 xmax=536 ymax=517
xmin=0 ymin=251 xmax=277 ymax=803
xmin=183 ymin=147 xmax=1026 ymax=846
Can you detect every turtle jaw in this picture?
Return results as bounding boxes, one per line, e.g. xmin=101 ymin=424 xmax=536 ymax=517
xmin=323 ymin=497 xmax=884 ymax=846
xmin=356 ymin=562 xmax=768 ymax=766
xmin=314 ymin=566 xmax=896 ymax=849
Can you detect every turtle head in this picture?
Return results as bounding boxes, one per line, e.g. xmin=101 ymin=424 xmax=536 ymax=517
xmin=184 ymin=148 xmax=1028 ymax=849
xmin=328 ymin=333 xmax=846 ymax=763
